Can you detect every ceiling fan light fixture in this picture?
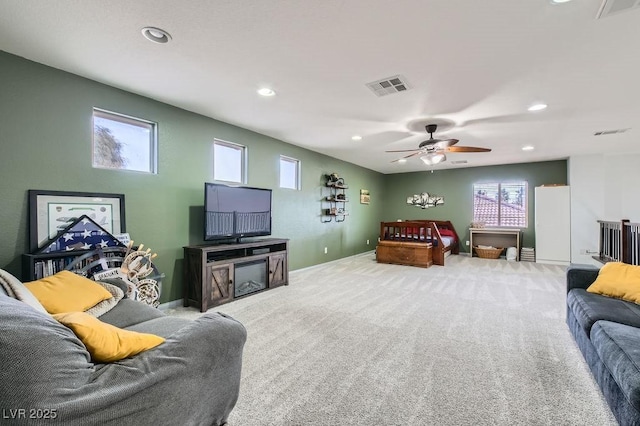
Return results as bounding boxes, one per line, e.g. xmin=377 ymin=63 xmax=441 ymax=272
xmin=420 ymin=152 xmax=446 ymax=166
xmin=528 ymin=103 xmax=548 ymax=112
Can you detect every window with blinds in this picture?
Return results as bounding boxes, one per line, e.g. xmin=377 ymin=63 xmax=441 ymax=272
xmin=473 ymin=182 xmax=528 ymax=227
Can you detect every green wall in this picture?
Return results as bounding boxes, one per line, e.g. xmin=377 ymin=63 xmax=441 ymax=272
xmin=0 ymin=51 xmax=567 ymax=304
xmin=0 ymin=51 xmax=384 ymax=303
xmin=381 ymin=161 xmax=568 ymax=253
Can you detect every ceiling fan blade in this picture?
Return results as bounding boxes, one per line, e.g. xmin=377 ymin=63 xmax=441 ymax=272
xmin=391 ymin=151 xmax=422 ymax=163
xmin=445 ymin=146 xmax=491 ymax=153
xmin=385 ymin=148 xmax=422 ymax=153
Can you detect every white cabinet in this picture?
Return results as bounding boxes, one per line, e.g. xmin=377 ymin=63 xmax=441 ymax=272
xmin=535 ymin=186 xmax=571 ymax=265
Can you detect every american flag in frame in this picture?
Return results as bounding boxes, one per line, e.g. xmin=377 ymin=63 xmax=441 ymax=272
xmin=37 ymin=214 xmax=125 ymax=254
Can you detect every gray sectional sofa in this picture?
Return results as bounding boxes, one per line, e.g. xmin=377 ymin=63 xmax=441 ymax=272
xmin=0 ymin=272 xmax=247 ymax=425
xmin=567 ymin=265 xmax=640 ymax=426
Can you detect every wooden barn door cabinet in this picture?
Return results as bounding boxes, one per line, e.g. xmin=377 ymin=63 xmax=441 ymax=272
xmin=183 ymin=238 xmax=289 ymax=312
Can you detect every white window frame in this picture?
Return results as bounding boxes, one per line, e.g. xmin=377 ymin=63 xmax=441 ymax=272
xmin=92 ymin=108 xmax=158 ymax=173
xmin=213 ymin=139 xmax=247 ymax=184
xmin=279 ymin=155 xmax=301 ymax=190
xmin=473 ymin=181 xmax=528 ymax=228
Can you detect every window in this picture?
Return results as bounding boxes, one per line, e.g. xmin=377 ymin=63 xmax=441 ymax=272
xmin=473 ymin=182 xmax=528 ymax=227
xmin=213 ymin=139 xmax=246 ymax=184
xmin=92 ymin=109 xmax=157 ymax=173
xmin=279 ymin=156 xmax=300 ymax=190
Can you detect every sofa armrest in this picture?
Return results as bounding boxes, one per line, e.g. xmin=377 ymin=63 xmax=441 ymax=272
xmin=567 ymin=264 xmax=600 ymax=293
xmin=70 ymin=312 xmax=247 ymax=425
xmin=0 ymin=298 xmax=247 ymax=426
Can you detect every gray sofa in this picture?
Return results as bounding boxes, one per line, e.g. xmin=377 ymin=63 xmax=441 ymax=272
xmin=0 ymin=273 xmax=247 ymax=425
xmin=567 ymin=265 xmax=640 ymax=426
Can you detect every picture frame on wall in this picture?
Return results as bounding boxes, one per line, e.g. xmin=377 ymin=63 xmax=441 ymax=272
xmin=360 ymin=189 xmax=370 ymax=204
xmin=28 ymin=189 xmax=126 ymax=252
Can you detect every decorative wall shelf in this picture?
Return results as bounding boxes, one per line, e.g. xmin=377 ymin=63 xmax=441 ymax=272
xmin=322 ymin=173 xmax=348 ymax=222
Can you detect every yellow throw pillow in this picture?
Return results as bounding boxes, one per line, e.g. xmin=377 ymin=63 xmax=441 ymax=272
xmin=24 ymin=271 xmax=113 ymax=314
xmin=53 ymin=312 xmax=165 ymax=363
xmin=587 ymin=262 xmax=640 ymax=303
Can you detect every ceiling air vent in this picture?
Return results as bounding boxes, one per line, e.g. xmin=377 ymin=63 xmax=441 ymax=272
xmin=450 ymin=160 xmax=468 ymax=165
xmin=594 ymin=128 xmax=630 ymax=136
xmin=596 ymin=0 xmax=640 ymax=19
xmin=366 ymin=75 xmax=412 ymax=97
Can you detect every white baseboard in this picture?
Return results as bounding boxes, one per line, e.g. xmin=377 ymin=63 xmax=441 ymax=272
xmin=290 ymin=250 xmax=375 ymax=275
xmin=536 ymin=259 xmax=570 ymax=266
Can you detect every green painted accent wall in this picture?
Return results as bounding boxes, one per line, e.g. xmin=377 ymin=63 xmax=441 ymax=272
xmin=0 ymin=51 xmax=384 ymax=303
xmin=0 ymin=51 xmax=567 ymax=304
xmin=381 ymin=161 xmax=568 ymax=252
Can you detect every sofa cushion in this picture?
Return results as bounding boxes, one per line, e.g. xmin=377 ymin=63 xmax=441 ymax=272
xmin=591 ymin=320 xmax=640 ymax=414
xmin=0 ymin=294 xmax=94 ymax=403
xmin=24 ymin=271 xmax=112 ymax=314
xmin=125 ymin=316 xmax=193 ymax=338
xmin=98 ymin=298 xmax=165 ymax=328
xmin=54 ymin=311 xmax=165 ymax=363
xmin=588 ymin=262 xmax=640 ymax=303
xmin=567 ymin=288 xmax=640 ymax=335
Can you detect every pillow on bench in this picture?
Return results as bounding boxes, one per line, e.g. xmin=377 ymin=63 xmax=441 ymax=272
xmin=439 ymin=229 xmax=455 ymax=237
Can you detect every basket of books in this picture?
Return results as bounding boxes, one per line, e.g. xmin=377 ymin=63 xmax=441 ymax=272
xmin=474 ymin=246 xmax=504 ymax=259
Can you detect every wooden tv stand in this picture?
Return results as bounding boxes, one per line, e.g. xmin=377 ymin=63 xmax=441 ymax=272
xmin=183 ymin=238 xmax=289 ymax=312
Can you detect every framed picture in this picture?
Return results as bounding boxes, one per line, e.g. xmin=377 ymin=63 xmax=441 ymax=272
xmin=360 ymin=189 xmax=370 ymax=204
xmin=28 ymin=190 xmax=126 ymax=252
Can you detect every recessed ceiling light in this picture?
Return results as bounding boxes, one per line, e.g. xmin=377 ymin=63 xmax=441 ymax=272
xmin=522 ymin=145 xmax=535 ymax=151
xmin=141 ymin=27 xmax=171 ymax=44
xmin=550 ymin=0 xmax=572 ymax=4
xmin=257 ymin=88 xmax=275 ymax=97
xmin=398 ymin=159 xmax=407 ymax=164
xmin=528 ymin=103 xmax=548 ymax=112
xmin=351 ymin=135 xmax=362 ymax=141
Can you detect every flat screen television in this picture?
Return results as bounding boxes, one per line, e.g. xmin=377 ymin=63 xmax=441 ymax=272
xmin=204 ymin=183 xmax=272 ymax=242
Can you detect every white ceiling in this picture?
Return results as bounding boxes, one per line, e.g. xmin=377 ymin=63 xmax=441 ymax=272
xmin=1 ymin=0 xmax=639 ymax=174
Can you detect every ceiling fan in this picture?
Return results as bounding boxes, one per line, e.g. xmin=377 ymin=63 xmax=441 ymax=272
xmin=386 ymin=124 xmax=491 ymax=165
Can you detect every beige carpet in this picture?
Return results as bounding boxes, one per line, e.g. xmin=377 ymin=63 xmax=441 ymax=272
xmin=167 ymin=253 xmax=617 ymax=426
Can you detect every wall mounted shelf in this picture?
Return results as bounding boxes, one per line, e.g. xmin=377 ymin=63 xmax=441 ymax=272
xmin=322 ymin=174 xmax=348 ymax=223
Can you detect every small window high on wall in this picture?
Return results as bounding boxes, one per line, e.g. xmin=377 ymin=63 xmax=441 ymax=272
xmin=473 ymin=182 xmax=528 ymax=227
xmin=213 ymin=139 xmax=246 ymax=184
xmin=92 ymin=108 xmax=157 ymax=173
xmin=279 ymin=156 xmax=300 ymax=190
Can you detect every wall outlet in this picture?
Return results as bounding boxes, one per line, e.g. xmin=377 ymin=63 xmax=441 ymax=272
xmin=581 ymin=249 xmax=598 ymax=255
xmin=324 ymin=247 xmax=328 ymax=254
xmin=466 ymin=240 xmax=470 ymax=246
xmin=366 ymin=239 xmax=370 ymax=245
